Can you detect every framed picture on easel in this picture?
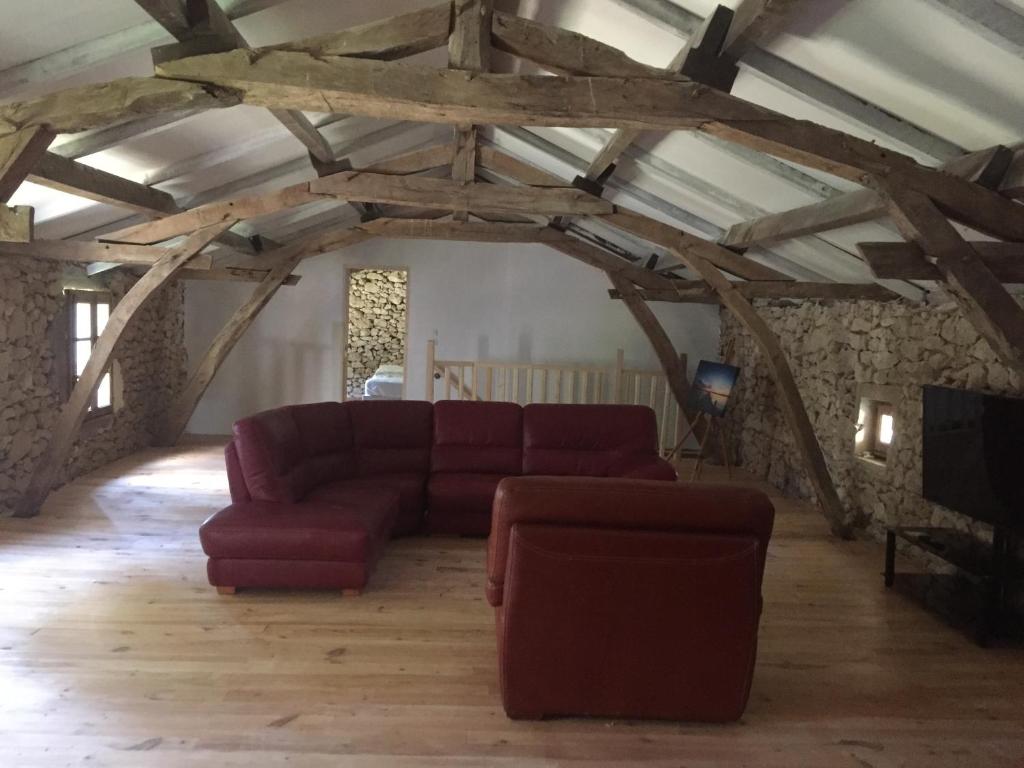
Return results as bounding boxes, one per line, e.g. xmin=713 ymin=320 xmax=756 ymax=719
xmin=685 ymin=361 xmax=741 ymax=418
xmin=671 ymin=360 xmax=741 ymax=480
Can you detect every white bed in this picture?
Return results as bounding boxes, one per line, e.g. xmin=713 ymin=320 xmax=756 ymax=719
xmin=363 ymin=364 xmax=405 ymax=399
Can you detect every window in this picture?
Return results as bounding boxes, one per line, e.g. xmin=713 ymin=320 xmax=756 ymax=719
xmin=66 ymin=290 xmax=113 ymax=417
xmin=855 ymin=397 xmax=895 ymax=463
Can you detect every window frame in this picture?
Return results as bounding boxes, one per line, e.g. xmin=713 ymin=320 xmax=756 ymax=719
xmin=870 ymin=402 xmax=894 ymax=458
xmin=66 ymin=289 xmax=114 ymax=419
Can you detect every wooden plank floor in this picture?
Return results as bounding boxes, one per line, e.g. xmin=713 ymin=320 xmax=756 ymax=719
xmin=1 ymin=440 xmax=1022 ymax=767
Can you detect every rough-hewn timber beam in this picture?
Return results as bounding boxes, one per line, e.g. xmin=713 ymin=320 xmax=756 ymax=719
xmin=1 ymin=125 xmax=56 ymax=200
xmin=609 ymin=274 xmax=694 ymax=426
xmin=13 ymin=221 xmax=233 ymax=518
xmin=146 ymin=51 xmax=1024 ymax=241
xmin=724 ymin=0 xmax=808 ymax=58
xmin=884 ymin=187 xmax=1024 ymax=376
xmin=28 ymin=152 xmax=180 ymax=216
xmin=450 ymin=0 xmax=492 ymax=221
xmin=722 ymin=145 xmax=1022 ymax=248
xmin=357 ymin=217 xmax=569 ymax=243
xmin=0 ymin=239 xmax=213 ymax=268
xmin=859 ymin=241 xmax=1024 ymax=283
xmin=138 ymin=0 xmax=335 ymax=162
xmin=611 ymin=281 xmax=903 ymax=303
xmin=605 ymin=207 xmax=853 ymax=537
xmin=264 ymin=3 xmax=454 ymax=60
xmin=547 ymin=236 xmax=678 ymax=291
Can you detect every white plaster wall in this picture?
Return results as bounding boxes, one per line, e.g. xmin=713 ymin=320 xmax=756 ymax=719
xmin=184 ymin=238 xmax=720 ymax=435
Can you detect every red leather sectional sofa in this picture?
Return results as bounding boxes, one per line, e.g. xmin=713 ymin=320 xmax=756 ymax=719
xmin=200 ymin=400 xmax=676 ymax=593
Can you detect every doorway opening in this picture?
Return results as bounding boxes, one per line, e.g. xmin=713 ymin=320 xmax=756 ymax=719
xmin=343 ymin=268 xmax=409 ymax=400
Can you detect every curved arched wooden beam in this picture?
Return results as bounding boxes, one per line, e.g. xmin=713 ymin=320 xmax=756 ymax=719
xmin=604 ymin=210 xmax=853 ymax=539
xmin=608 ymin=273 xmax=694 ymax=425
xmin=14 ymin=221 xmax=234 ymax=518
xmin=157 ymin=227 xmax=374 ymax=446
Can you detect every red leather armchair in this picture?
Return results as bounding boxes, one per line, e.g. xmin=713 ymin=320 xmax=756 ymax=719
xmin=487 ymin=476 xmax=775 ymax=722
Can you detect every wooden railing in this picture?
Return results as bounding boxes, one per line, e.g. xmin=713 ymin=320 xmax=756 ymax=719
xmin=425 ymin=341 xmax=685 ymax=455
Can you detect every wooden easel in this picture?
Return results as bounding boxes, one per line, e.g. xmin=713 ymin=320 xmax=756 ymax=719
xmin=668 ymin=410 xmax=733 ymax=481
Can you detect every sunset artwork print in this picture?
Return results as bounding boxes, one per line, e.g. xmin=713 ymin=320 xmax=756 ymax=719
xmin=686 ymin=361 xmax=740 ymax=418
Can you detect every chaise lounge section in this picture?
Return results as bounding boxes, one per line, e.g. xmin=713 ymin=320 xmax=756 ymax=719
xmin=199 ymin=399 xmax=676 ymax=593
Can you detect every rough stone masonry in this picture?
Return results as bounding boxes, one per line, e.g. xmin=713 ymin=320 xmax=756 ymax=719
xmin=345 ymin=269 xmax=407 ymax=399
xmin=720 ymin=291 xmax=1024 ymax=616
xmin=0 ymin=256 xmax=186 ymax=516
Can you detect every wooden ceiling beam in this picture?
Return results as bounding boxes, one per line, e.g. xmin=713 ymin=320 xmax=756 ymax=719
xmin=859 ymin=241 xmax=1024 ymax=283
xmin=28 ymin=152 xmax=180 ymax=216
xmin=723 ymin=144 xmax=1021 ymax=248
xmin=0 ymin=238 xmax=213 ymax=268
xmin=311 ymin=171 xmax=612 ymax=217
xmin=356 ymin=217 xmax=569 ymax=243
xmin=1 ymin=125 xmax=56 ymax=201
xmin=884 ymin=186 xmax=1024 ymax=376
xmin=0 ymin=206 xmax=33 ymax=242
xmin=449 ymin=0 xmax=492 ymax=221
xmin=724 ymin=0 xmax=808 ymax=58
xmin=611 ymin=281 xmax=903 ymax=303
xmin=264 ymin=2 xmax=454 ymax=60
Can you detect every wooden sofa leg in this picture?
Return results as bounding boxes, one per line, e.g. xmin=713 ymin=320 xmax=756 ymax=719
xmin=342 ymin=588 xmax=361 ymax=597
xmin=216 ymin=586 xmax=236 ymax=595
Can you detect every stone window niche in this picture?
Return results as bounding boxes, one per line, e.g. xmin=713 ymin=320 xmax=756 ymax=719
xmin=854 ymin=384 xmax=900 ymax=469
xmin=65 ymin=289 xmax=114 ymax=420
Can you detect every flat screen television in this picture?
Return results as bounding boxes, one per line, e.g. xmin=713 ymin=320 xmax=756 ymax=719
xmin=922 ymin=384 xmax=1024 ymax=530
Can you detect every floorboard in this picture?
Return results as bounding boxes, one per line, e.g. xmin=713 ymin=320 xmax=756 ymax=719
xmin=1 ymin=440 xmax=1022 ymax=767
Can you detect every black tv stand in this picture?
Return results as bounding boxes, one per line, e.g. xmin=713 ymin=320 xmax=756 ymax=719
xmin=885 ymin=525 xmax=1018 ymax=646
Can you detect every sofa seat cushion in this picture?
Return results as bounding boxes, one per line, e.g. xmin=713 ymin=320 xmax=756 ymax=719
xmin=306 ymin=473 xmax=427 ymax=536
xmin=199 ymin=497 xmax=397 ymax=563
xmin=427 ymin=472 xmax=507 ymax=536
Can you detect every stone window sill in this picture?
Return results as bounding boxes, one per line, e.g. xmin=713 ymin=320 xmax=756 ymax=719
xmin=856 ymin=453 xmax=887 ymax=473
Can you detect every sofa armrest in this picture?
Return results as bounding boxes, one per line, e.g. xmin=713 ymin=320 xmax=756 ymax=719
xmin=486 ymin=476 xmax=774 ymax=607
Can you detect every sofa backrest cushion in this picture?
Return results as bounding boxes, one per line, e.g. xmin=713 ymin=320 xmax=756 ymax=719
xmin=487 ymin=476 xmax=775 ymax=607
xmin=522 ymin=404 xmax=660 ymax=476
xmin=232 ymin=402 xmax=356 ymax=502
xmin=432 ymin=400 xmax=523 ymax=475
xmin=224 ymin=440 xmax=251 ymax=503
xmin=232 ymin=406 xmax=305 ymax=502
xmin=347 ymin=400 xmax=434 ymax=476
xmin=291 ymin=402 xmax=357 ymax=488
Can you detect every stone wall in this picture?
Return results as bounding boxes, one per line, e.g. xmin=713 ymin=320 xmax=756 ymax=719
xmin=345 ymin=269 xmax=407 ymax=399
xmin=720 ymin=294 xmax=1024 ymax=615
xmin=0 ymin=257 xmax=187 ymax=515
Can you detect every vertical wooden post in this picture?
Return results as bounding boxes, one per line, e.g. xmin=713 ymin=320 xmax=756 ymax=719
xmin=425 ymin=339 xmax=436 ymax=400
xmin=14 ymin=222 xmax=233 ymax=517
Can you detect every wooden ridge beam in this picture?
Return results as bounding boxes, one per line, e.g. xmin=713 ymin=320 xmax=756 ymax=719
xmin=14 ymin=221 xmax=233 ymax=518
xmin=610 ymin=281 xmax=903 ymax=303
xmin=604 ymin=206 xmax=853 ymax=537
xmin=884 ymin=186 xmax=1024 ymax=376
xmin=859 ymin=241 xmax=1024 ymax=283
xmin=723 ymin=144 xmax=1022 ymax=248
